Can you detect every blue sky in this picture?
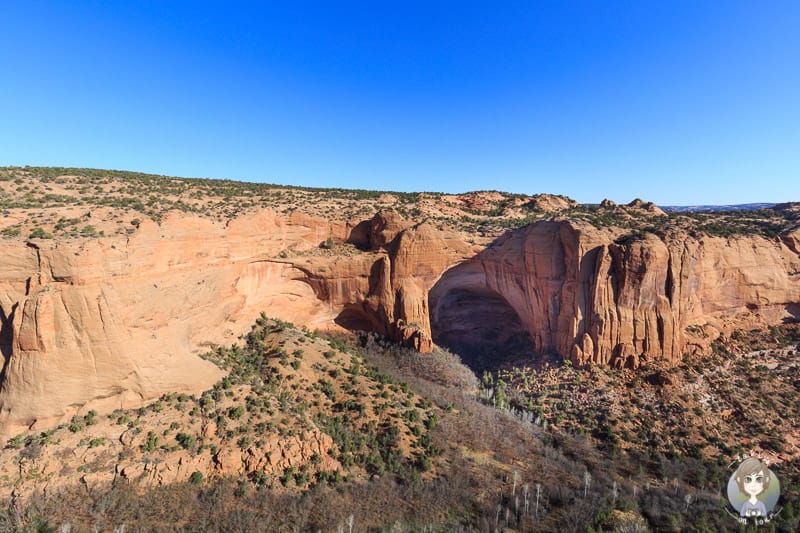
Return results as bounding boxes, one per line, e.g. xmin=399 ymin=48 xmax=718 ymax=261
xmin=1 ymin=1 xmax=798 ymax=204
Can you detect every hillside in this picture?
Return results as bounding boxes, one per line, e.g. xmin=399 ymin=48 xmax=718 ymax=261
xmin=1 ymin=317 xmax=437 ymax=499
xmin=5 ymin=319 xmax=800 ymax=531
xmin=0 ymin=167 xmax=799 ymax=530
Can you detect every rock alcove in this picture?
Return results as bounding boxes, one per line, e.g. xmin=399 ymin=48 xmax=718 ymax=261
xmin=429 ymin=265 xmax=538 ymax=372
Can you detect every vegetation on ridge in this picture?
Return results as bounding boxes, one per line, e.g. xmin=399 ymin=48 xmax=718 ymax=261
xmin=3 ymin=166 xmax=796 ymax=243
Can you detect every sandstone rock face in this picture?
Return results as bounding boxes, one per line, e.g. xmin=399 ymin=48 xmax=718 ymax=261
xmin=429 ymin=221 xmax=800 ymax=369
xmin=782 ymin=225 xmax=800 ymax=255
xmin=626 ymin=198 xmax=666 ymax=216
xmin=0 ymin=208 xmax=471 ymax=438
xmin=0 ymin=208 xmax=798 ymax=438
xmin=525 ymin=194 xmax=578 ymax=212
xmin=318 ymin=212 xmax=473 ymax=352
xmin=599 ymin=198 xmax=617 ymax=208
xmin=0 ymin=210 xmax=348 ymax=439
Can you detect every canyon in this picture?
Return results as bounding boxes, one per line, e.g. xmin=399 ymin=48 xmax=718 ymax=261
xmin=1 ymin=202 xmax=799 ymax=439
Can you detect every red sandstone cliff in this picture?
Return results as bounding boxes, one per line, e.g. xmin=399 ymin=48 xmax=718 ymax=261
xmin=0 ymin=209 xmax=798 ymax=438
xmin=0 ymin=210 xmax=349 ymax=438
xmin=430 ymin=221 xmax=800 ymax=368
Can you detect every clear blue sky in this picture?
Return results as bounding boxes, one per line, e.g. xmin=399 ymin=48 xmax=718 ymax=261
xmin=1 ymin=1 xmax=798 ymax=204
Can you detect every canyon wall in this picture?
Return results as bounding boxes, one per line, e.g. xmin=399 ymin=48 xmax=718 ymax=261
xmin=0 ymin=209 xmax=470 ymax=438
xmin=429 ymin=221 xmax=800 ymax=368
xmin=0 ymin=210 xmax=350 ymax=438
xmin=0 ymin=209 xmax=798 ymax=437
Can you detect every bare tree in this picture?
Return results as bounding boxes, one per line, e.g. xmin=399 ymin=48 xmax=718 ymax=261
xmin=523 ymin=483 xmax=530 ymax=516
xmin=584 ymin=471 xmax=591 ymax=498
xmin=512 ymin=469 xmax=519 ymax=496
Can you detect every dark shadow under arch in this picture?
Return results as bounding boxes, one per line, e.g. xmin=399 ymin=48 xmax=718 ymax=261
xmin=429 ymin=283 xmax=537 ymax=373
xmin=334 ymin=304 xmax=381 ymax=333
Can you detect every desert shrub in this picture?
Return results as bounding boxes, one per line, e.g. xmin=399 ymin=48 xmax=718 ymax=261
xmin=28 ymin=227 xmax=53 ymax=239
xmin=176 ymin=432 xmax=196 ymax=450
xmin=143 ymin=431 xmax=159 ymax=452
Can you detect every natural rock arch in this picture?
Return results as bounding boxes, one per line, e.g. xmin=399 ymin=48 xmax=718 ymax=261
xmin=429 ymin=264 xmax=537 ymax=372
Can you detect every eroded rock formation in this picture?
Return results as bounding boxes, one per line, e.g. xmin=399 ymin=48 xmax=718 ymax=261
xmin=0 ymin=208 xmax=798 ymax=438
xmin=430 ymin=221 xmax=800 ymax=369
xmin=0 ymin=210 xmax=350 ymax=438
xmin=0 ymin=209 xmax=473 ymax=438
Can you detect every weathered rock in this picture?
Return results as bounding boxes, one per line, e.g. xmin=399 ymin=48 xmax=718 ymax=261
xmin=368 ymin=210 xmax=408 ymax=250
xmin=0 ymin=208 xmax=798 ymax=439
xmin=782 ymin=226 xmax=800 ymax=255
xmin=626 ymin=198 xmax=666 ymax=216
xmin=600 ymin=198 xmax=617 ymax=209
xmin=525 ymin=194 xmax=578 ymax=212
xmin=430 ymin=221 xmax=800 ymax=368
xmin=0 ymin=210 xmax=349 ymax=439
xmin=119 ymin=429 xmax=136 ymax=447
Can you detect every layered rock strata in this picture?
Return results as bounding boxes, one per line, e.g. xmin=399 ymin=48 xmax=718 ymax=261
xmin=430 ymin=222 xmax=800 ymax=368
xmin=1 ymin=209 xmax=798 ymax=437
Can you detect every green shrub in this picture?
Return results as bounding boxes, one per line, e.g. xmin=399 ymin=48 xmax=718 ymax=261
xmin=143 ymin=431 xmax=159 ymax=452
xmin=68 ymin=416 xmax=85 ymax=433
xmin=176 ymin=432 xmax=197 ymax=450
xmin=228 ymin=405 xmax=245 ymax=420
xmin=28 ymin=227 xmax=53 ymax=239
xmin=6 ymin=434 xmax=25 ymax=449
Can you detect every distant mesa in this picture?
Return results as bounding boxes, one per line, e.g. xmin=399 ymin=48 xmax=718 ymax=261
xmin=662 ymin=202 xmax=781 ymax=213
xmin=775 ymin=202 xmax=800 ymax=214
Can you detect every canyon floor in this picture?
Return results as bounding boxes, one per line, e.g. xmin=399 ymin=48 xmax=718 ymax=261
xmin=1 ymin=167 xmax=799 ymax=531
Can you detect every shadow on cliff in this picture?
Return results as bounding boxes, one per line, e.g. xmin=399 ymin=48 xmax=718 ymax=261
xmin=0 ymin=303 xmax=17 ymax=389
xmin=341 ymin=212 xmax=549 ymax=374
xmin=786 ymin=303 xmax=800 ymax=324
xmin=333 ymin=258 xmax=390 ymax=334
xmin=429 ymin=282 xmax=541 ymax=373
